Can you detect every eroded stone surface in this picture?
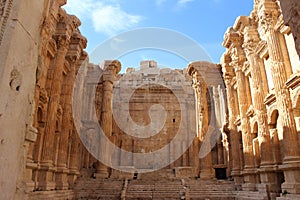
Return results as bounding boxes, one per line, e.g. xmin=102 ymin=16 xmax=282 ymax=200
xmin=1 ymin=0 xmax=300 ymax=200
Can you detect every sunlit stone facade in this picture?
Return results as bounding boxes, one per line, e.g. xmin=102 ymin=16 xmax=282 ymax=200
xmin=0 ymin=0 xmax=300 ymax=199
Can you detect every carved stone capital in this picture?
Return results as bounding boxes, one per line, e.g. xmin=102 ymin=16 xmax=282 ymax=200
xmin=106 ymin=60 xmax=121 ymax=75
xmin=56 ymin=34 xmax=70 ymax=49
xmin=257 ymin=0 xmax=280 ymax=33
xmin=243 ymin=25 xmax=260 ymax=56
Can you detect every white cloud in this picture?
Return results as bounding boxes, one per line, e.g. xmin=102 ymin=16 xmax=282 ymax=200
xmin=92 ymin=5 xmax=142 ymax=35
xmin=156 ymin=0 xmax=167 ymax=7
xmin=63 ymin=0 xmax=142 ymax=36
xmin=177 ymin=0 xmax=194 ymax=5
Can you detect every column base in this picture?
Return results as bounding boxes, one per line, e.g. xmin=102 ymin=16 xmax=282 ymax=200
xmin=68 ymin=167 xmax=80 ymax=189
xmin=280 ymin=161 xmax=300 ymax=194
xmin=259 ymin=165 xmax=281 ymax=193
xmin=38 ymin=162 xmax=56 ymax=191
xmin=242 ymin=168 xmax=257 ymax=191
xmin=55 ymin=166 xmax=69 ymax=190
xmin=24 ymin=162 xmax=38 ymax=192
xmin=231 ymin=169 xmax=243 ymax=190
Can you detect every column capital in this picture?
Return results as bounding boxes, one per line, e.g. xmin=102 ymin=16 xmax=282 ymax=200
xmin=104 ymin=60 xmax=121 ymax=75
xmin=55 ymin=34 xmax=70 ymax=50
xmin=243 ymin=24 xmax=260 ymax=56
xmin=257 ymin=0 xmax=280 ymax=32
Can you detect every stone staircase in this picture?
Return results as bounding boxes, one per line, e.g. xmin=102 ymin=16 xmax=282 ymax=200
xmin=73 ymin=177 xmax=238 ymax=200
xmin=186 ymin=179 xmax=237 ymax=200
xmin=125 ymin=179 xmax=183 ymax=200
xmin=74 ymin=178 xmax=124 ymax=200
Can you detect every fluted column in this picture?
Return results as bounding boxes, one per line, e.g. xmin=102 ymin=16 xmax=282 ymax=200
xmin=38 ymin=35 xmax=69 ymax=190
xmin=68 ymin=127 xmax=80 ymax=189
xmin=229 ymin=34 xmax=256 ymax=190
xmin=243 ymin=23 xmax=280 ymax=193
xmin=223 ymin=74 xmax=243 ymax=185
xmin=55 ymin=58 xmax=76 ymax=189
xmin=258 ymin=1 xmax=300 ymax=193
xmin=95 ymin=60 xmax=121 ymax=178
xmin=191 ymin=69 xmax=214 ymax=179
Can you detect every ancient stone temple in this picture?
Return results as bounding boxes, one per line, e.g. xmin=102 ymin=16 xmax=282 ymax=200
xmin=0 ymin=0 xmax=299 ymax=200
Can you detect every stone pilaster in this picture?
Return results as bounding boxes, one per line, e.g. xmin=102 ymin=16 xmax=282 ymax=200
xmin=95 ymin=60 xmax=121 ymax=178
xmin=258 ymin=0 xmax=300 ymax=194
xmin=38 ymin=34 xmax=70 ymax=191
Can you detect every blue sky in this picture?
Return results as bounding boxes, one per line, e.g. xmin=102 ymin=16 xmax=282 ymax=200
xmin=64 ymin=0 xmax=253 ymax=71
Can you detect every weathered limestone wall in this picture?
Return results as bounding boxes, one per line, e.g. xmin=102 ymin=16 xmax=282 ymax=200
xmin=0 ymin=1 xmax=47 ymax=199
xmin=112 ymin=63 xmax=197 ymax=173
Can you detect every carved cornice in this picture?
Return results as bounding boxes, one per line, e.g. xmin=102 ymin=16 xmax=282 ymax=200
xmin=246 ymin=105 xmax=255 ymax=117
xmin=242 ymin=61 xmax=251 ymax=75
xmin=264 ymin=91 xmax=276 ymax=106
xmin=255 ymin=40 xmax=268 ymax=59
xmin=39 ymin=88 xmax=48 ymax=104
xmin=275 ymin=15 xmax=290 ymax=34
xmin=234 ymin=115 xmax=241 ymax=126
xmin=286 ymin=73 xmax=300 ymax=90
xmin=233 ymin=16 xmax=249 ymax=32
xmin=47 ymin=38 xmax=57 ymax=58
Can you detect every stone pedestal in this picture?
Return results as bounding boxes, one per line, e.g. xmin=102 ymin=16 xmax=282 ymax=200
xmin=55 ymin=166 xmax=69 ymax=190
xmin=24 ymin=162 xmax=37 ymax=192
xmin=68 ymin=168 xmax=80 ymax=189
xmin=94 ymin=163 xmax=109 ymax=179
xmin=242 ymin=168 xmax=257 ymax=191
xmin=280 ymin=162 xmax=300 ymax=194
xmin=38 ymin=162 xmax=56 ymax=191
xmin=258 ymin=165 xmax=281 ymax=198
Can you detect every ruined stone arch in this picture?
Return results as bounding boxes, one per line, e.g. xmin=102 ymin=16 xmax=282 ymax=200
xmin=269 ymin=109 xmax=279 ymax=129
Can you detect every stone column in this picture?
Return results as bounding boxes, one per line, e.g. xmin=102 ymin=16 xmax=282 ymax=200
xmin=223 ymin=72 xmax=243 ymax=185
xmin=213 ymin=86 xmax=224 ymax=165
xmin=229 ymin=34 xmax=256 ymax=191
xmin=68 ymin=128 xmax=80 ymax=189
xmin=55 ymin=59 xmax=76 ymax=190
xmin=258 ymin=1 xmax=300 ymax=194
xmin=191 ymin=69 xmax=214 ymax=179
xmin=243 ymin=23 xmax=279 ymax=194
xmin=95 ymin=60 xmax=121 ymax=178
xmin=38 ymin=35 xmax=69 ymax=190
